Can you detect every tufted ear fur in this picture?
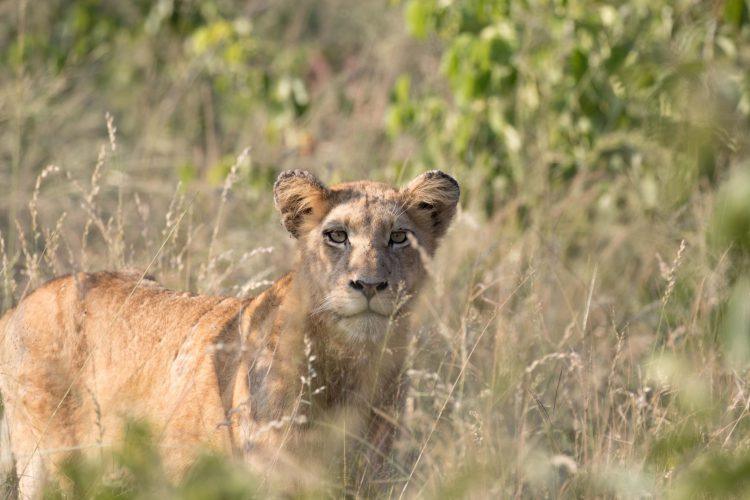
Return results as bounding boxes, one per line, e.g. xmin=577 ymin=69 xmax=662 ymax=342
xmin=403 ymin=170 xmax=460 ymax=241
xmin=274 ymin=170 xmax=330 ymax=238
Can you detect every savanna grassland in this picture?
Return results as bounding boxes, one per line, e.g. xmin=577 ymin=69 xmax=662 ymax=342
xmin=2 ymin=0 xmax=750 ymax=498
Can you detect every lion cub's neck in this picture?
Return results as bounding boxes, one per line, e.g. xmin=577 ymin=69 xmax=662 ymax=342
xmin=239 ymin=272 xmax=408 ymax=420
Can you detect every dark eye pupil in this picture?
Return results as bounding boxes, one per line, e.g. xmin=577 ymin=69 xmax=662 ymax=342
xmin=328 ymin=231 xmax=346 ymax=243
xmin=391 ymin=231 xmax=406 ymax=244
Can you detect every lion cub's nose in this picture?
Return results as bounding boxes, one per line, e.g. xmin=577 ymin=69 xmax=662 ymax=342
xmin=349 ymin=279 xmax=388 ymax=299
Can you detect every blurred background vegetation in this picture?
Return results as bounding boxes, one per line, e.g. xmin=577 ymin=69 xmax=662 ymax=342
xmin=3 ymin=0 xmax=750 ymax=497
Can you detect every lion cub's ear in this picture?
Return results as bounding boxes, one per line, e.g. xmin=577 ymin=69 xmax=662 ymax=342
xmin=403 ymin=170 xmax=460 ymax=240
xmin=274 ymin=170 xmax=330 ymax=238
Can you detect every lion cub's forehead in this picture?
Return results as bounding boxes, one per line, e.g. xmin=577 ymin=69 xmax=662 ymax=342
xmin=325 ymin=181 xmax=407 ymax=229
xmin=329 ymin=180 xmax=400 ymax=199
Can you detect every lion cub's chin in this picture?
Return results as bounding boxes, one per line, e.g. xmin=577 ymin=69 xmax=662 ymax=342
xmin=334 ymin=311 xmax=396 ymax=343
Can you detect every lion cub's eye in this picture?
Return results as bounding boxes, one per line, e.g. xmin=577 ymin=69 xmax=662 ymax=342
xmin=389 ymin=230 xmax=408 ymax=246
xmin=325 ymin=230 xmax=348 ymax=245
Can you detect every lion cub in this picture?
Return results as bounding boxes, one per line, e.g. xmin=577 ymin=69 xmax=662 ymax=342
xmin=0 ymin=170 xmax=459 ymax=496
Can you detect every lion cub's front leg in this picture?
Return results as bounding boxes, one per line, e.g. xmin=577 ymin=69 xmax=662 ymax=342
xmin=228 ymin=358 xmax=313 ymax=485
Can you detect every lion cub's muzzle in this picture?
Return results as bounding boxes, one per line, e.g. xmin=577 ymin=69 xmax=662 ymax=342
xmin=348 ymin=278 xmax=388 ymax=300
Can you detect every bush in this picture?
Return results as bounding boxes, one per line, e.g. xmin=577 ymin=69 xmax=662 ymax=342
xmin=389 ymin=0 xmax=750 ymax=213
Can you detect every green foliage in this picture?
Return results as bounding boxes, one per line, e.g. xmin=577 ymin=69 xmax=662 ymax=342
xmin=673 ymin=449 xmax=750 ymax=499
xmin=176 ymin=455 xmax=261 ymax=500
xmin=0 ymin=0 xmax=315 ymax=186
xmin=646 ymin=424 xmax=705 ymax=471
xmin=712 ymin=168 xmax=750 ymax=263
xmin=722 ymin=278 xmax=750 ymax=368
xmin=390 ymin=0 xmax=750 ymax=212
xmin=43 ymin=422 xmax=261 ymax=499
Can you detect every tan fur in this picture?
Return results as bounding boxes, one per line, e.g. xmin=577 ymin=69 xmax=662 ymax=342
xmin=0 ymin=171 xmax=459 ymax=497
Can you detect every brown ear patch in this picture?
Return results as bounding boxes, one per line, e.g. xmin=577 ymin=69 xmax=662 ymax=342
xmin=404 ymin=170 xmax=460 ymax=240
xmin=273 ymin=170 xmax=330 ymax=238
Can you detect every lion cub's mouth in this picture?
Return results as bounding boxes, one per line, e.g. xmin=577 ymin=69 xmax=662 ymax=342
xmin=344 ymin=308 xmax=390 ymax=319
xmin=334 ymin=310 xmax=394 ymax=342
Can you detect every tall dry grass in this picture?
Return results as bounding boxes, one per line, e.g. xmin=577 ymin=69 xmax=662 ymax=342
xmin=0 ymin=111 xmax=745 ymax=498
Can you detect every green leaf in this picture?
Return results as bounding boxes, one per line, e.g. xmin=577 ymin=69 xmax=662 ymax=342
xmin=723 ymin=279 xmax=750 ymax=369
xmin=711 ymin=168 xmax=750 ymax=257
xmin=406 ymin=0 xmax=435 ymax=38
xmin=725 ymin=0 xmax=747 ymax=28
xmin=393 ymin=75 xmax=411 ymax=103
xmin=570 ymin=47 xmax=589 ymax=83
xmin=605 ymin=41 xmax=633 ymax=72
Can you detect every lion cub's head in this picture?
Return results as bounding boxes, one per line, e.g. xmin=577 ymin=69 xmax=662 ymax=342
xmin=273 ymin=170 xmax=459 ymax=341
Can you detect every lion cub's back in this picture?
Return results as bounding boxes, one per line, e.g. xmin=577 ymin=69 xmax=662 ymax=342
xmin=0 ymin=271 xmax=247 ymax=457
xmin=1 ymin=270 xmax=237 ymax=372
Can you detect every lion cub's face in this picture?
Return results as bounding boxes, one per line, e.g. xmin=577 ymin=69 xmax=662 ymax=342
xmin=274 ymin=170 xmax=459 ymax=341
